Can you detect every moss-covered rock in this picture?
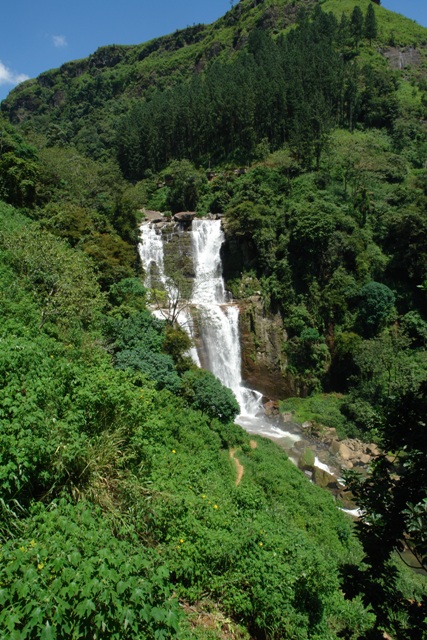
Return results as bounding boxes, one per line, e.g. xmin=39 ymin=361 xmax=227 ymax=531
xmin=298 ymin=447 xmax=315 ymax=471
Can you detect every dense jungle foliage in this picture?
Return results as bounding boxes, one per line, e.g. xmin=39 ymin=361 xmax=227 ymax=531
xmin=0 ymin=201 xmax=376 ymax=639
xmin=1 ymin=0 xmax=427 ymax=637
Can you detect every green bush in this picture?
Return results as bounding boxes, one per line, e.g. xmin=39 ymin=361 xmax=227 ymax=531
xmin=180 ymin=369 xmax=240 ymax=424
xmin=0 ymin=500 xmax=182 ymax=639
xmin=115 ymin=347 xmax=181 ymax=392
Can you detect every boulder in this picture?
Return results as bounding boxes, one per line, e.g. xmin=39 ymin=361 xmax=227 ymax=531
xmin=298 ymin=447 xmax=315 ymax=472
xmin=143 ymin=209 xmax=164 ymax=223
xmin=358 ymin=453 xmax=372 ymax=466
xmin=366 ymin=443 xmax=380 ymax=456
xmin=173 ymin=212 xmax=195 ymax=223
xmin=264 ymin=400 xmax=279 ymax=416
xmin=331 ymin=439 xmax=341 ymax=455
xmin=321 ymin=427 xmax=338 ymax=444
xmin=322 ymin=427 xmax=338 ymax=439
xmin=313 ymin=467 xmax=339 ymax=490
xmin=339 ymin=442 xmax=353 ymax=460
xmin=336 ymin=490 xmax=357 ymax=510
xmin=341 ymin=460 xmax=354 ymax=470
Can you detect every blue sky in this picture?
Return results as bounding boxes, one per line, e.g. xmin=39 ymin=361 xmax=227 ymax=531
xmin=0 ymin=0 xmax=426 ymax=103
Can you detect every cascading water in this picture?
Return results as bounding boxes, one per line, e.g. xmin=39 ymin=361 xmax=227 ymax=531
xmin=139 ymin=221 xmax=200 ymax=364
xmin=139 ymin=218 xmax=301 ymax=440
xmin=190 ymin=219 xmax=262 ymax=416
xmin=138 ymin=223 xmax=165 ymax=290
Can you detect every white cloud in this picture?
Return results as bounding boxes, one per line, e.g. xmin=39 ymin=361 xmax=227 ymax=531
xmin=0 ymin=61 xmax=29 ymax=87
xmin=52 ymin=35 xmax=67 ymax=48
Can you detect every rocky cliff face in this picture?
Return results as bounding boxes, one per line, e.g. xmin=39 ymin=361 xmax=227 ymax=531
xmin=220 ymin=224 xmax=297 ymax=400
xmin=382 ymin=46 xmax=423 ymax=70
xmin=239 ymin=296 xmax=294 ymax=399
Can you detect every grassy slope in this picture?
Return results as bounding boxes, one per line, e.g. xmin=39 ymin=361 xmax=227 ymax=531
xmin=324 ymin=0 xmax=427 ymax=45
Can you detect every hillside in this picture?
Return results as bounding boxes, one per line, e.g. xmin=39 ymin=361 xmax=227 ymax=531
xmin=2 ymin=0 xmax=427 ymax=160
xmin=1 ymin=0 xmax=427 ymax=638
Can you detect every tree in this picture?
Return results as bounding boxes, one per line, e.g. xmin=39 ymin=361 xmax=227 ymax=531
xmin=345 ymin=380 xmax=427 ymax=636
xmin=181 ymin=368 xmax=239 ymax=423
xmin=108 ymin=277 xmax=147 ymax=316
xmin=350 ymin=6 xmax=364 ymax=51
xmin=164 ymin=159 xmax=207 ymax=213
xmin=115 ymin=347 xmax=181 ymax=392
xmin=0 ymin=152 xmax=40 ymax=208
xmin=357 ymin=281 xmax=395 ymax=337
xmin=82 ymin=232 xmax=136 ymax=289
xmin=364 ymin=3 xmax=378 ymax=45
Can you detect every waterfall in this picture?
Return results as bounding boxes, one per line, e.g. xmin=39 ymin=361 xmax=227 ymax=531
xmin=138 ymin=223 xmax=166 ymax=290
xmin=190 ymin=219 xmax=262 ymax=416
xmin=139 ymin=218 xmax=304 ymax=440
xmin=139 ymin=219 xmax=262 ymax=416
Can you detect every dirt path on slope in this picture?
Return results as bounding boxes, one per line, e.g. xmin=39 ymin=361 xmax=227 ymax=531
xmin=229 ymin=449 xmax=244 ymax=486
xmin=230 ymin=441 xmax=257 ymax=486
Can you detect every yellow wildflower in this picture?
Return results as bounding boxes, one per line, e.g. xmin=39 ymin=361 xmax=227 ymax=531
xmin=37 ymin=563 xmax=44 ymax=570
xmin=213 ymin=504 xmax=219 ymax=509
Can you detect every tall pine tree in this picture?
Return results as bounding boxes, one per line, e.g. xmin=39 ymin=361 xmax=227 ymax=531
xmin=365 ymin=3 xmax=378 ymax=45
xmin=350 ymin=5 xmax=364 ymax=52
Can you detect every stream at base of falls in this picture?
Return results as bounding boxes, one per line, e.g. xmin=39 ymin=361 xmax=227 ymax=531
xmin=139 ymin=216 xmax=352 ymax=491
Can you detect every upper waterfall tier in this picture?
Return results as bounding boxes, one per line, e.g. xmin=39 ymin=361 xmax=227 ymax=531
xmin=138 ymin=223 xmax=165 ymax=290
xmin=191 ymin=219 xmax=227 ymax=304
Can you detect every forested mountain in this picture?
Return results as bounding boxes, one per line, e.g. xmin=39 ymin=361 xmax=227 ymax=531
xmin=1 ymin=0 xmax=427 ymax=638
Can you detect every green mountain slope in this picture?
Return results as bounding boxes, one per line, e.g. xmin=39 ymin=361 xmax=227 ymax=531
xmin=1 ymin=1 xmax=427 ymax=637
xmin=2 ymin=0 xmax=426 ymax=153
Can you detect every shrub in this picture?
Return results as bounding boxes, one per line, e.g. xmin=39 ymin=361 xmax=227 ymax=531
xmin=0 ymin=500 xmax=182 ymax=639
xmin=180 ymin=369 xmax=240 ymax=424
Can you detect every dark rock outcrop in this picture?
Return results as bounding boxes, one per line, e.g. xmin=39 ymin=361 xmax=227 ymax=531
xmin=173 ymin=212 xmax=196 ymax=227
xmin=239 ymin=296 xmax=294 ymax=399
xmin=382 ymin=46 xmax=423 ymax=70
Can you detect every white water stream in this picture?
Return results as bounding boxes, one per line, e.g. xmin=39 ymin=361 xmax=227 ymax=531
xmin=190 ymin=219 xmax=262 ymax=416
xmin=138 ymin=223 xmax=165 ymax=290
